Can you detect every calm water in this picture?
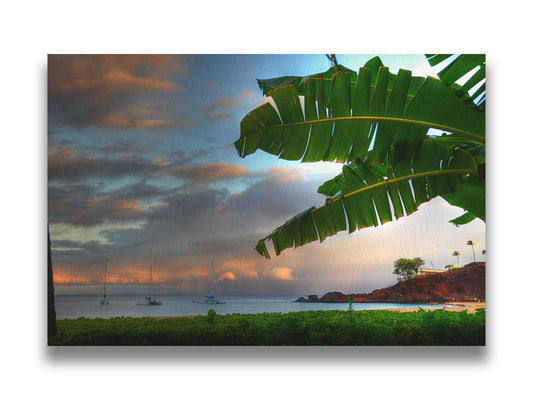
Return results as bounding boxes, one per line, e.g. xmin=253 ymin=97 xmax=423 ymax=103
xmin=55 ymin=295 xmax=448 ymax=319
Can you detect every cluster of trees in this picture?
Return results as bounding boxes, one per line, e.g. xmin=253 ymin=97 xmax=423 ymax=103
xmin=394 ymin=239 xmax=487 ymax=281
xmin=393 ymin=257 xmax=425 ymax=281
xmin=451 ymin=240 xmax=486 ymax=267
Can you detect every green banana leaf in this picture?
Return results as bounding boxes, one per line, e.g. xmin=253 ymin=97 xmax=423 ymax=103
xmin=256 ymin=65 xmax=357 ymax=100
xmin=449 ymin=211 xmax=478 ymax=227
xmin=235 ymin=58 xmax=484 ymax=165
xmin=425 ymin=54 xmax=485 ymax=108
xmin=256 ymin=141 xmax=480 ymax=258
xmin=442 ymin=173 xmax=485 ymax=222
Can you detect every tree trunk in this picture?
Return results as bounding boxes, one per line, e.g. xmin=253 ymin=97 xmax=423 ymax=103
xmin=48 ymin=225 xmax=57 ymax=341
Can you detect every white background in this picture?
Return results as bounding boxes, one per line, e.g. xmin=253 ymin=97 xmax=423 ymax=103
xmin=1 ymin=1 xmax=529 ymax=398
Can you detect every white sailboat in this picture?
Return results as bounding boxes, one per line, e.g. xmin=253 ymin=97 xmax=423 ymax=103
xmin=193 ymin=262 xmax=226 ymax=304
xmin=100 ymin=261 xmax=110 ymax=305
xmin=136 ymin=265 xmax=162 ymax=306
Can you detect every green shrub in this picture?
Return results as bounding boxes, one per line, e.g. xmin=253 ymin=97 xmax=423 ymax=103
xmin=51 ymin=309 xmax=485 ymax=346
xmin=207 ymin=309 xmax=216 ymax=324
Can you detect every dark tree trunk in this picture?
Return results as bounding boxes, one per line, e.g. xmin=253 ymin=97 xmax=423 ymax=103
xmin=48 ymin=225 xmax=57 ymax=341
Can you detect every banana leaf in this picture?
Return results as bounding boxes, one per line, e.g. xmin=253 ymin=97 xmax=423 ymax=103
xmin=256 ymin=141 xmax=480 ymax=258
xmin=425 ymin=54 xmax=485 ymax=108
xmin=235 ymin=59 xmax=484 ymax=165
xmin=449 ymin=212 xmax=478 ymax=227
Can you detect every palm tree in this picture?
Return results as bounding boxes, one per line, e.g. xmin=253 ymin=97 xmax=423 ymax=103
xmin=452 ymin=250 xmax=461 ymax=266
xmin=467 ymin=240 xmax=476 ymax=262
xmin=234 ymin=54 xmax=485 ymax=259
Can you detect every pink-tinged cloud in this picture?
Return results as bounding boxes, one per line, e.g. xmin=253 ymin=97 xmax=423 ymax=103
xmin=211 ymin=89 xmax=256 ymax=108
xmin=105 ymin=198 xmax=143 ymax=219
xmin=219 ymin=272 xmax=236 ymax=280
xmin=266 ymin=166 xmax=303 ymax=182
xmin=49 ymin=55 xmax=190 ymax=95
xmin=101 ymin=115 xmax=186 ymax=130
xmin=271 ymin=267 xmax=296 ymax=281
xmin=169 ymin=162 xmax=248 ymax=182
xmin=49 ymin=60 xmax=178 ymax=102
xmin=54 ymin=261 xmax=195 ymax=286
xmin=206 ymin=89 xmax=259 ymax=120
xmin=48 ymin=55 xmax=192 ymax=130
xmin=221 ymin=259 xmax=260 ymax=279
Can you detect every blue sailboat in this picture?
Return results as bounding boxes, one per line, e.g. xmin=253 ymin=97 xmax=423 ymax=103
xmin=193 ymin=262 xmax=226 ymax=304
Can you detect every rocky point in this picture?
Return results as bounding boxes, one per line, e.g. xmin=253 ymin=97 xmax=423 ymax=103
xmin=296 ymin=264 xmax=485 ymax=303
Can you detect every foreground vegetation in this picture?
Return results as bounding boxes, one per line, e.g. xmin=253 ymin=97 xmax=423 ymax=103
xmin=51 ymin=308 xmax=485 ymax=346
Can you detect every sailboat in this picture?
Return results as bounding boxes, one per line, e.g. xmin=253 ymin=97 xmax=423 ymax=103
xmin=193 ymin=262 xmax=226 ymax=304
xmin=100 ymin=261 xmax=110 ymax=305
xmin=136 ymin=265 xmax=162 ymax=306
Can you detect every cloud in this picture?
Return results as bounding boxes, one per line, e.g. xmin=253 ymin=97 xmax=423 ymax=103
xmin=49 ymin=189 xmax=145 ymax=227
xmin=48 ymin=151 xmax=254 ymax=229
xmin=100 ymin=115 xmax=186 ymax=130
xmin=48 ymin=143 xmax=248 ymax=185
xmin=49 ymin=55 xmax=189 ymax=94
xmin=48 ymin=144 xmax=159 ymax=182
xmin=48 ymin=175 xmax=175 ymax=227
xmin=204 ymin=89 xmax=259 ymax=120
xmin=225 ymin=166 xmax=326 ymax=221
xmin=51 ymin=164 xmax=379 ymax=294
xmin=202 ymin=81 xmax=219 ymax=90
xmin=48 ymin=55 xmax=192 ymax=130
xmin=50 ymin=164 xmax=330 ymax=254
xmin=271 ymin=267 xmax=295 ymax=281
xmin=220 ymin=258 xmax=260 ymax=279
xmin=52 ymin=261 xmax=193 ymax=286
xmin=169 ymin=162 xmax=248 ymax=182
xmin=219 ymin=272 xmax=236 ymax=280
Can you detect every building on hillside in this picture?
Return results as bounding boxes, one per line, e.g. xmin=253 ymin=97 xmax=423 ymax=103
xmin=418 ymin=264 xmax=463 ymax=276
xmin=417 ymin=268 xmax=446 ymax=277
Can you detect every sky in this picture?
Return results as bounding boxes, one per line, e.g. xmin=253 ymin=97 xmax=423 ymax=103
xmin=48 ymin=54 xmax=486 ymax=296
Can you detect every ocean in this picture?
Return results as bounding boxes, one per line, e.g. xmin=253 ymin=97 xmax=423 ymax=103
xmin=55 ymin=295 xmax=448 ymax=319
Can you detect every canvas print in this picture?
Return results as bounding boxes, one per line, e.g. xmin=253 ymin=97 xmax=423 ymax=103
xmin=47 ymin=54 xmax=486 ymax=345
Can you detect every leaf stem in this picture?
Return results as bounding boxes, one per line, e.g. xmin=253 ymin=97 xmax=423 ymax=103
xmin=264 ymin=116 xmax=484 ymax=144
xmin=311 ymin=168 xmax=476 ymax=214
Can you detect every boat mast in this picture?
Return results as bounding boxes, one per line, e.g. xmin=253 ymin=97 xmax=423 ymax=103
xmin=103 ymin=260 xmax=107 ymax=300
xmin=211 ymin=261 xmax=215 ymax=297
xmin=149 ymin=264 xmax=152 ymax=300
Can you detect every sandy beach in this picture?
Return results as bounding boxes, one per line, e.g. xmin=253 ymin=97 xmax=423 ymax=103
xmin=383 ymin=302 xmax=485 ymax=314
xmin=152 ymin=302 xmax=486 ymax=319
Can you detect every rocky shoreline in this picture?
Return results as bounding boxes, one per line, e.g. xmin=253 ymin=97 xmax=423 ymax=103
xmin=296 ymin=264 xmax=485 ymax=304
